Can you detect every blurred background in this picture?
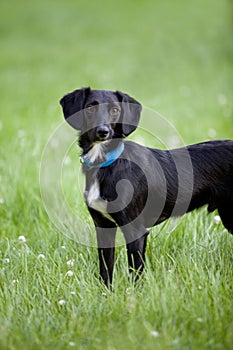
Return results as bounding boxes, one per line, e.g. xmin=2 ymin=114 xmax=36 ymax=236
xmin=1 ymin=0 xmax=232 ymax=147
xmin=0 ymin=0 xmax=233 ymax=215
xmin=0 ymin=0 xmax=232 ymax=217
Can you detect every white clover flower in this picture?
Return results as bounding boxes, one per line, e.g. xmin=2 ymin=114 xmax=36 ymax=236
xmin=67 ymin=259 xmax=74 ymax=267
xmin=69 ymin=342 xmax=75 ymax=347
xmin=214 ymin=215 xmax=221 ymax=224
xmin=151 ymin=330 xmax=159 ymax=337
xmin=37 ymin=254 xmax=46 ymax=260
xmin=3 ymin=258 xmax=10 ymax=264
xmin=18 ymin=235 xmax=26 ymax=243
xmin=66 ymin=270 xmax=74 ymax=277
xmin=12 ymin=279 xmax=19 ymax=285
xmin=70 ymin=291 xmax=76 ymax=296
xmin=58 ymin=299 xmax=66 ymax=306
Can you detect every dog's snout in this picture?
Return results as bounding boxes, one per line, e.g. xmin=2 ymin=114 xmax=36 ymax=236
xmin=96 ymin=126 xmax=110 ymax=140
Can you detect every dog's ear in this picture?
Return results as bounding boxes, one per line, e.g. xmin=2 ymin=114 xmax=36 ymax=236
xmin=116 ymin=91 xmax=142 ymax=137
xmin=60 ymin=87 xmax=90 ymax=129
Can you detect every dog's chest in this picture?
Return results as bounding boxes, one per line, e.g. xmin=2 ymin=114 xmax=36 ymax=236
xmin=85 ymin=179 xmax=109 ymax=215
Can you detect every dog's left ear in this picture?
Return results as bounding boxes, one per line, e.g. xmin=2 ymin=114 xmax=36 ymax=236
xmin=116 ymin=91 xmax=142 ymax=137
xmin=60 ymin=87 xmax=90 ymax=129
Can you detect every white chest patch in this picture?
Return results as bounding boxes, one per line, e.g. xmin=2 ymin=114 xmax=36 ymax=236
xmin=85 ymin=180 xmax=109 ymax=215
xmin=85 ymin=142 xmax=108 ymax=164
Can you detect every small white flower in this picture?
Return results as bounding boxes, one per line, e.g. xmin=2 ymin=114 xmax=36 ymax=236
xmin=0 ymin=198 xmax=4 ymax=204
xmin=61 ymin=245 xmax=66 ymax=249
xmin=198 ymin=285 xmax=202 ymax=290
xmin=214 ymin=215 xmax=221 ymax=224
xmin=151 ymin=330 xmax=159 ymax=337
xmin=197 ymin=318 xmax=203 ymax=323
xmin=70 ymin=291 xmax=76 ymax=296
xmin=3 ymin=258 xmax=10 ymax=264
xmin=67 ymin=259 xmax=74 ymax=267
xmin=58 ymin=299 xmax=66 ymax=306
xmin=69 ymin=342 xmax=75 ymax=347
xmin=37 ymin=254 xmax=46 ymax=260
xmin=12 ymin=279 xmax=19 ymax=285
xmin=102 ymin=292 xmax=107 ymax=297
xmin=18 ymin=235 xmax=26 ymax=243
xmin=66 ymin=270 xmax=74 ymax=277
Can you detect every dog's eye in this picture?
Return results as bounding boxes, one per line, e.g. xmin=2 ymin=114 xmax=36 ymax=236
xmin=86 ymin=105 xmax=96 ymax=113
xmin=110 ymin=107 xmax=120 ymax=115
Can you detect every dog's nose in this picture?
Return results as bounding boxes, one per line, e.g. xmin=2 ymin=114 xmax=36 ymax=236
xmin=96 ymin=126 xmax=110 ymax=140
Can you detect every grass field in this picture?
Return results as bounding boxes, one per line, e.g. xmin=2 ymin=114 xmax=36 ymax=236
xmin=0 ymin=0 xmax=233 ymax=349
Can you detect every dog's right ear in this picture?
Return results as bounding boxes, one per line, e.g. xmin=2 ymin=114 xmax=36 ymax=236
xmin=115 ymin=91 xmax=142 ymax=137
xmin=60 ymin=87 xmax=90 ymax=129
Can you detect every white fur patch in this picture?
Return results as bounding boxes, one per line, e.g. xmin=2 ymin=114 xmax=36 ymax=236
xmin=84 ymin=141 xmax=116 ymax=222
xmin=85 ymin=180 xmax=105 ymax=210
xmin=85 ymin=142 xmax=106 ymax=164
xmin=85 ymin=180 xmax=114 ymax=222
xmin=85 ymin=140 xmax=112 ymax=164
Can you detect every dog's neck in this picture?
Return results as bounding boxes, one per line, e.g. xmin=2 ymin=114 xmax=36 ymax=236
xmin=79 ymin=138 xmax=124 ymax=170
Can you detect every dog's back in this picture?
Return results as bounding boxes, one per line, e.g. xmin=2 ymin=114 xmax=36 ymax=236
xmin=149 ymin=140 xmax=233 ymax=231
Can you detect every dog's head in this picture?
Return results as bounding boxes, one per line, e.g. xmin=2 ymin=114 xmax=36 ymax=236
xmin=60 ymin=88 xmax=142 ymax=144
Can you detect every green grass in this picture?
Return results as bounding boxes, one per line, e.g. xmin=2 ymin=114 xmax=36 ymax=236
xmin=0 ymin=0 xmax=233 ymax=349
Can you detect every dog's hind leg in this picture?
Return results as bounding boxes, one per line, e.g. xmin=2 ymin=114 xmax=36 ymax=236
xmin=217 ymin=200 xmax=233 ymax=234
xmin=124 ymin=231 xmax=149 ymax=280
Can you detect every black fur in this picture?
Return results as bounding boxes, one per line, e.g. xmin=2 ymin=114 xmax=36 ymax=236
xmin=60 ymin=88 xmax=233 ymax=286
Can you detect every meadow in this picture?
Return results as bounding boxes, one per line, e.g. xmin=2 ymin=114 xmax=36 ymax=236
xmin=0 ymin=0 xmax=232 ymax=349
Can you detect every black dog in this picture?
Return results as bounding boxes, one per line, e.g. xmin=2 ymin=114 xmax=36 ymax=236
xmin=60 ymin=87 xmax=233 ymax=286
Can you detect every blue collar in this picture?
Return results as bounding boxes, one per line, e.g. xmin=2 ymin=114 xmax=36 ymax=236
xmin=81 ymin=142 xmax=124 ymax=169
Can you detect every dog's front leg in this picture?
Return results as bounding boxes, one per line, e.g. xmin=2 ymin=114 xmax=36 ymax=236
xmin=96 ymin=227 xmax=117 ymax=286
xmin=88 ymin=208 xmax=117 ymax=286
xmin=125 ymin=232 xmax=149 ymax=280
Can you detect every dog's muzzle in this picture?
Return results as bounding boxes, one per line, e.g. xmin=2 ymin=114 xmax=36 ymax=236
xmin=96 ymin=125 xmax=110 ymax=141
